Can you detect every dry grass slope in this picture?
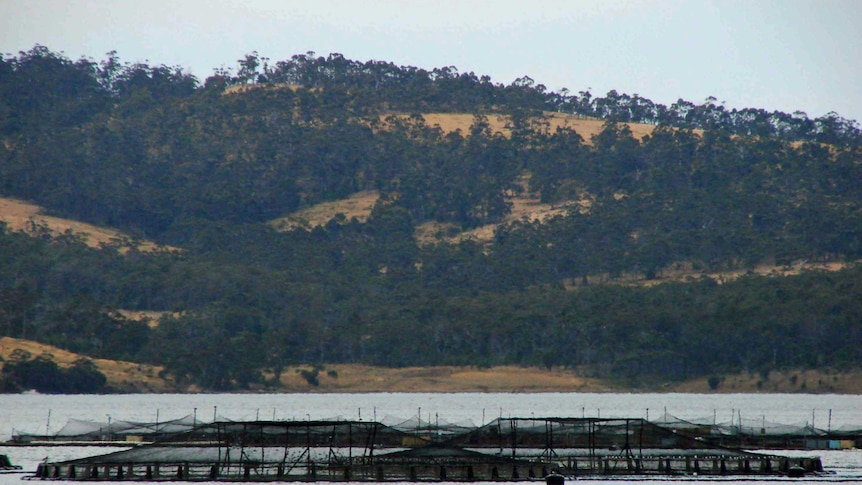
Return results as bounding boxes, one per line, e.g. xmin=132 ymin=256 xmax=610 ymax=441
xmin=269 ymin=112 xmax=663 ymax=240
xmin=275 ymin=364 xmax=613 ymax=393
xmin=0 ymin=197 xmax=177 ymax=253
xmin=414 ymin=174 xmax=577 ymax=245
xmin=392 ymin=112 xmax=665 ymax=143
xmin=268 ymin=190 xmax=380 ymax=231
xmin=114 ymin=310 xmax=174 ymax=329
xmin=0 ymin=337 xmax=175 ymax=392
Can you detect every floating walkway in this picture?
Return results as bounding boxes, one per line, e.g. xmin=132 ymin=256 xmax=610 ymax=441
xmin=31 ymin=418 xmax=823 ymax=481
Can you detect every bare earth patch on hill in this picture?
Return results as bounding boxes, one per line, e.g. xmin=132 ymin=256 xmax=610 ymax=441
xmin=0 ymin=197 xmax=176 ymax=253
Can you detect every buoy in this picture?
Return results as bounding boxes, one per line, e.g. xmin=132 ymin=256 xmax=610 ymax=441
xmin=545 ymin=472 xmax=565 ymax=485
xmin=0 ymin=455 xmax=21 ymax=470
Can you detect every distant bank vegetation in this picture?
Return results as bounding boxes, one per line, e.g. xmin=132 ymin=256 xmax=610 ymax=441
xmin=0 ymin=46 xmax=860 ymax=392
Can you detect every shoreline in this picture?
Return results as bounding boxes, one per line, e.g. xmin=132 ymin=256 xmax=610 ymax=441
xmin=4 ymin=338 xmax=861 ymax=395
xmin=107 ymin=364 xmax=862 ymax=395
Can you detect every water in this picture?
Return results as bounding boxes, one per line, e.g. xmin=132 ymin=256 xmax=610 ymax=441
xmin=2 ymin=392 xmax=861 ymax=484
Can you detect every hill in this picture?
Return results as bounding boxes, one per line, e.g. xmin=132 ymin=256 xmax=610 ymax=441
xmin=0 ymin=46 xmax=861 ymax=393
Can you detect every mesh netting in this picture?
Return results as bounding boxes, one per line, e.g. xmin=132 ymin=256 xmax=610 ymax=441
xmin=16 ymin=413 xmax=861 ymax=447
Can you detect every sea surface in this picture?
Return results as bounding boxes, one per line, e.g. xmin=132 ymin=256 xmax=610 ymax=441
xmin=1 ymin=392 xmax=861 ymax=484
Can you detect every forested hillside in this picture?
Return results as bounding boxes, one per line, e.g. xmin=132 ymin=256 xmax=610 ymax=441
xmin=1 ymin=46 xmax=860 ymax=392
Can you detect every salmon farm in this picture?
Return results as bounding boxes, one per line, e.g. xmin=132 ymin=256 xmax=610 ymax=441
xmin=30 ymin=417 xmax=824 ymax=481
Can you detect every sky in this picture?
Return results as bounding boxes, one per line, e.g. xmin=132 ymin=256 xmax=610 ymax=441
xmin=2 ymin=0 xmax=861 ymax=122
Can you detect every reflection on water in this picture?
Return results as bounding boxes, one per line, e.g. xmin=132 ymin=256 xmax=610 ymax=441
xmin=2 ymin=392 xmax=861 ymax=484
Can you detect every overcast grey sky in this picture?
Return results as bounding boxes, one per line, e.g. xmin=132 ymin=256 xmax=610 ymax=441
xmin=2 ymin=0 xmax=861 ymax=122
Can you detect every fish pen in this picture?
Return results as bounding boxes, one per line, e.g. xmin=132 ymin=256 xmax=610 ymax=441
xmin=10 ymin=415 xmax=199 ymax=444
xmin=33 ymin=417 xmax=823 ymax=481
xmin=441 ymin=417 xmax=823 ymax=477
xmin=652 ymin=411 xmax=862 ymax=450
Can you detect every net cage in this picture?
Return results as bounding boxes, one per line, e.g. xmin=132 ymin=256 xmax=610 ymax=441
xmin=35 ymin=417 xmax=826 ymax=481
xmin=650 ymin=411 xmax=862 ymax=448
xmin=447 ymin=417 xmax=712 ymax=448
xmin=12 ymin=415 xmax=198 ymax=443
xmin=652 ymin=411 xmax=819 ymax=436
xmin=16 ymin=411 xmax=862 ymax=445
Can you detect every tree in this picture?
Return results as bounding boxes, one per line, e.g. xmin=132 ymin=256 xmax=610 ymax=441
xmin=0 ymin=352 xmax=107 ymax=393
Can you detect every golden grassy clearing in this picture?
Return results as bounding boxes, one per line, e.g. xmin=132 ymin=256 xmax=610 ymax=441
xmin=278 ymin=364 xmax=862 ymax=394
xmin=268 ymin=173 xmax=575 ymax=245
xmin=671 ymin=368 xmax=862 ymax=394
xmin=616 ymin=260 xmax=856 ymax=289
xmin=700 ymin=260 xmax=851 ymax=281
xmin=114 ymin=310 xmax=176 ymax=329
xmin=0 ymin=197 xmax=176 ymax=253
xmin=268 ymin=190 xmax=380 ymax=231
xmin=414 ymin=175 xmax=576 ymax=245
xmin=0 ymin=337 xmax=175 ymax=392
xmin=276 ymin=364 xmax=612 ymax=393
xmin=222 ymin=84 xmax=687 ymax=144
xmin=223 ymin=83 xmax=304 ymax=95
xmin=266 ymin=186 xmax=570 ymax=245
xmin=392 ymin=112 xmax=669 ymax=143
